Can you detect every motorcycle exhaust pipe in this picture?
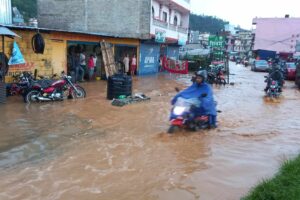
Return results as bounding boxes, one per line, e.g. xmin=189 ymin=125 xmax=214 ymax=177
xmin=37 ymin=97 xmax=52 ymax=101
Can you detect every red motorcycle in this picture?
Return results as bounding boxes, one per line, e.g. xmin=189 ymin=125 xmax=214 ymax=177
xmin=216 ymin=69 xmax=227 ymax=85
xmin=25 ymin=73 xmax=86 ymax=103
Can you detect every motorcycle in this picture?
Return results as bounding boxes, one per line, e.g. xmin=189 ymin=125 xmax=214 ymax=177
xmin=205 ymin=66 xmax=226 ymax=85
xmin=168 ymin=97 xmax=210 ymax=134
xmin=25 ymin=72 xmax=86 ymax=103
xmin=265 ymin=76 xmax=281 ymax=98
xmin=216 ymin=69 xmax=227 ymax=85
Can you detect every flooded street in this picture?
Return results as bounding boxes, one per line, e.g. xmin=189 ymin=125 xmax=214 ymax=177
xmin=0 ymin=62 xmax=300 ymax=200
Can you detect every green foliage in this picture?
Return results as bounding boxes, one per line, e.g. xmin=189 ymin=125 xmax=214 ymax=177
xmin=189 ymin=13 xmax=228 ymax=34
xmin=242 ymin=155 xmax=300 ymax=200
xmin=186 ymin=56 xmax=212 ymax=72
xmin=11 ymin=0 xmax=37 ymax=21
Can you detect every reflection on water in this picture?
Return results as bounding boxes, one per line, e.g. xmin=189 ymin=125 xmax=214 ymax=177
xmin=0 ymin=62 xmax=300 ymax=200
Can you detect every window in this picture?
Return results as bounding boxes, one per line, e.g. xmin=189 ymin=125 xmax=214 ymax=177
xmin=174 ymin=16 xmax=178 ymax=26
xmin=152 ymin=7 xmax=155 ymax=17
xmin=163 ymin=12 xmax=168 ymax=22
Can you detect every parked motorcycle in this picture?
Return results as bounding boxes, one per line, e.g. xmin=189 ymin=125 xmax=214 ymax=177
xmin=243 ymin=59 xmax=249 ymax=67
xmin=25 ymin=72 xmax=86 ymax=103
xmin=6 ymin=72 xmax=59 ymax=101
xmin=168 ymin=97 xmax=210 ymax=134
xmin=206 ymin=66 xmax=226 ymax=85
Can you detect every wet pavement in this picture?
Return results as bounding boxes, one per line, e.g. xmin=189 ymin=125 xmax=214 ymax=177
xmin=0 ymin=62 xmax=300 ymax=200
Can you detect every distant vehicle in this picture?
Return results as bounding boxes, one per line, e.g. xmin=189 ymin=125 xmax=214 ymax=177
xmin=229 ymin=52 xmax=238 ymax=61
xmin=251 ymin=60 xmax=269 ymax=72
xmin=284 ymin=62 xmax=296 ymax=80
xmin=296 ymin=64 xmax=300 ymax=88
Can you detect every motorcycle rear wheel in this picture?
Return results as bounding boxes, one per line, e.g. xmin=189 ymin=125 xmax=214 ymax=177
xmin=25 ymin=90 xmax=40 ymax=103
xmin=167 ymin=125 xmax=178 ymax=134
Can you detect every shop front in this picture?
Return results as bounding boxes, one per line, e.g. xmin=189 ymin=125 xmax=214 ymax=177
xmin=138 ymin=38 xmax=182 ymax=75
xmin=0 ymin=26 xmax=140 ymax=83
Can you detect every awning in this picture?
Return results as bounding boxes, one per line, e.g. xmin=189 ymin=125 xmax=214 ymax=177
xmin=0 ymin=26 xmax=20 ymax=38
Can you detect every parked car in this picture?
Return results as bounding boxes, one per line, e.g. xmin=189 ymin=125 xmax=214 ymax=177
xmin=251 ymin=60 xmax=269 ymax=72
xmin=284 ymin=62 xmax=296 ymax=80
xmin=295 ymin=63 xmax=300 ymax=88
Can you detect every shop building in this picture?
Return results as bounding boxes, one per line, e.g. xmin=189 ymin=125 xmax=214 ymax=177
xmin=0 ymin=25 xmax=140 ymax=82
xmin=37 ymin=0 xmax=190 ymax=75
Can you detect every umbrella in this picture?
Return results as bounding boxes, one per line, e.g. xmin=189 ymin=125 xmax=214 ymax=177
xmin=0 ymin=26 xmax=20 ymax=82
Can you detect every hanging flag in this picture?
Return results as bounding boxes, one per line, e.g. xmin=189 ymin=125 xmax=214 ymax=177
xmin=8 ymin=41 xmax=26 ymax=65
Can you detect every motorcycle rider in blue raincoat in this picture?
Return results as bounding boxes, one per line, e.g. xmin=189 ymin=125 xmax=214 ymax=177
xmin=171 ymin=70 xmax=217 ymax=128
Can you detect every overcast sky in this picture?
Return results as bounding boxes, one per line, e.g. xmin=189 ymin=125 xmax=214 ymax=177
xmin=190 ymin=0 xmax=300 ymax=29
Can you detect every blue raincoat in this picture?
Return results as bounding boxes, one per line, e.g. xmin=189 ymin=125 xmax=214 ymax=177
xmin=171 ymin=82 xmax=217 ymax=116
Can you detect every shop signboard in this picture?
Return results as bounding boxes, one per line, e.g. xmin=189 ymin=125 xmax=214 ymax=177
xmin=155 ymin=29 xmax=166 ymax=43
xmin=209 ymin=36 xmax=225 ymax=59
xmin=139 ymin=43 xmax=160 ymax=75
xmin=208 ymin=36 xmax=225 ymax=48
xmin=178 ymin=38 xmax=186 ymax=46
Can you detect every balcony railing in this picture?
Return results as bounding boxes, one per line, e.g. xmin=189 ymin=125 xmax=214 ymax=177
xmin=153 ymin=18 xmax=188 ymax=34
xmin=177 ymin=26 xmax=188 ymax=34
xmin=169 ymin=24 xmax=177 ymax=31
xmin=153 ymin=18 xmax=168 ymax=29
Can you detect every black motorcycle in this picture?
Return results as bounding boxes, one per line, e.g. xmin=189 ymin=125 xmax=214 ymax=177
xmin=264 ymin=76 xmax=281 ymax=98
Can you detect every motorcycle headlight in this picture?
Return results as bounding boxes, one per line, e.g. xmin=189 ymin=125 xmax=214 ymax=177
xmin=173 ymin=106 xmax=186 ymax=115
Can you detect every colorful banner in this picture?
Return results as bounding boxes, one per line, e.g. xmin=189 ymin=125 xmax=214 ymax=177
xmin=8 ymin=41 xmax=26 ymax=65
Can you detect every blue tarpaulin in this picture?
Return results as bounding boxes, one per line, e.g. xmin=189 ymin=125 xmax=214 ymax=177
xmin=8 ymin=41 xmax=25 ymax=65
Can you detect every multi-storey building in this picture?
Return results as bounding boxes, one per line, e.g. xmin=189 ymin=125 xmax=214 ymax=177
xmin=38 ymin=0 xmax=190 ymax=75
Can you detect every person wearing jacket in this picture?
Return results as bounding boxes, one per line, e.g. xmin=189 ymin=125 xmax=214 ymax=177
xmin=264 ymin=65 xmax=284 ymax=92
xmin=171 ymin=70 xmax=217 ymax=128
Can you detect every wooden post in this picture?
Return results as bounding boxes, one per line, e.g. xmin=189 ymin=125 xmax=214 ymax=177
xmin=1 ymin=35 xmax=5 ymax=83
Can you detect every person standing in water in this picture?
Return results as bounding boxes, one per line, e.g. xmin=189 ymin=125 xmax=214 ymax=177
xmin=130 ymin=54 xmax=137 ymax=76
xmin=123 ymin=54 xmax=130 ymax=75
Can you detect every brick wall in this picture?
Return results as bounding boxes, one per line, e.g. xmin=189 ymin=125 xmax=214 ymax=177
xmin=0 ymin=30 xmax=61 ymax=82
xmin=38 ymin=0 xmax=151 ymax=39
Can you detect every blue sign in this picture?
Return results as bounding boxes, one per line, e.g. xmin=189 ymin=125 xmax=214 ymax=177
xmin=178 ymin=38 xmax=186 ymax=46
xmin=139 ymin=44 xmax=160 ymax=75
xmin=8 ymin=41 xmax=26 ymax=65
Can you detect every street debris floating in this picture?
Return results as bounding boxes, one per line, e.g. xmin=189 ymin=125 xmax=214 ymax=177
xmin=111 ymin=93 xmax=151 ymax=107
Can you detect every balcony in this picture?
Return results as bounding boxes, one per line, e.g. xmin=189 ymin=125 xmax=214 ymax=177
xmin=152 ymin=18 xmax=188 ymax=34
xmin=153 ymin=18 xmax=168 ymax=29
xmin=177 ymin=26 xmax=187 ymax=34
xmin=155 ymin=0 xmax=190 ymax=13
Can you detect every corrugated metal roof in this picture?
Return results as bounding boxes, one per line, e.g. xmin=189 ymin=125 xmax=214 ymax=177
xmin=0 ymin=26 xmax=20 ymax=38
xmin=1 ymin=24 xmax=138 ymax=39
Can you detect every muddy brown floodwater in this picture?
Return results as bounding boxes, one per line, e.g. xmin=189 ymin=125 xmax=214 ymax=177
xmin=0 ymin=62 xmax=300 ymax=200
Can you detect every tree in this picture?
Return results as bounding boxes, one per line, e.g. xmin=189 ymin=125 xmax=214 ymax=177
xmin=189 ymin=13 xmax=228 ymax=34
xmin=11 ymin=0 xmax=37 ymax=21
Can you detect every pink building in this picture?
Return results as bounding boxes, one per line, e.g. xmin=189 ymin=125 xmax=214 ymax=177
xmin=253 ymin=17 xmax=300 ymax=54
